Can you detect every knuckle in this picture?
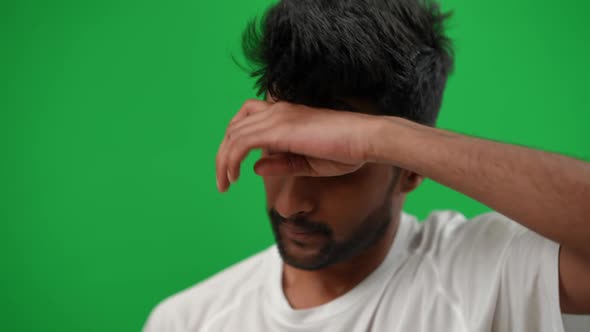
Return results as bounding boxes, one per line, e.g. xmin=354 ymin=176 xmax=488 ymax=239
xmin=225 ymin=127 xmax=236 ymax=142
xmin=226 ymin=133 xmax=245 ymax=160
xmin=225 ymin=125 xmax=234 ymax=137
xmin=243 ymin=99 xmax=258 ymax=110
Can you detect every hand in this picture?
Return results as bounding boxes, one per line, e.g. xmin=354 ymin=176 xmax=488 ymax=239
xmin=215 ymin=99 xmax=382 ymax=192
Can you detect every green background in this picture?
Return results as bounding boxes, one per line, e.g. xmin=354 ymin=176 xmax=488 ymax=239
xmin=2 ymin=0 xmax=588 ymax=331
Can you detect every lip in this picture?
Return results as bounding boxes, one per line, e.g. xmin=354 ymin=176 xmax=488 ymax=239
xmin=281 ymin=221 xmax=316 ymax=234
xmin=279 ymin=221 xmax=326 ymax=241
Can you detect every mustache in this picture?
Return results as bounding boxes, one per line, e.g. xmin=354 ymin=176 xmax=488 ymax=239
xmin=268 ymin=209 xmax=332 ymax=235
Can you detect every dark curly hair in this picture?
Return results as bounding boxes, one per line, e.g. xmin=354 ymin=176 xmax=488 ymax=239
xmin=241 ymin=0 xmax=454 ymax=126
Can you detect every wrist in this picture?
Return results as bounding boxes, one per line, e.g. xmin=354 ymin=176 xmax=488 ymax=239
xmin=366 ymin=116 xmax=405 ymax=164
xmin=367 ymin=116 xmax=431 ymax=167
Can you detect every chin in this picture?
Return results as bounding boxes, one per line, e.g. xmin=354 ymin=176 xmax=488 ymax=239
xmin=277 ymin=240 xmax=335 ymax=271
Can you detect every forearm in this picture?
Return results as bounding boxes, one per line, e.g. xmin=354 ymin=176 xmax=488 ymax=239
xmin=374 ymin=117 xmax=590 ymax=257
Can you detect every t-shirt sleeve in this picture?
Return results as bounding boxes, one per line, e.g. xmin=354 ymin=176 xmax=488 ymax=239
xmin=493 ymin=225 xmax=563 ymax=331
xmin=441 ymin=212 xmax=564 ymax=332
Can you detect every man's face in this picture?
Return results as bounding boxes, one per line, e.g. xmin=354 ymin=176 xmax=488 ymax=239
xmin=263 ymin=94 xmax=402 ymax=270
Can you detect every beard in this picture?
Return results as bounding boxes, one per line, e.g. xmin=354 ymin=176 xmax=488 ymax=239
xmin=268 ymin=174 xmax=398 ymax=271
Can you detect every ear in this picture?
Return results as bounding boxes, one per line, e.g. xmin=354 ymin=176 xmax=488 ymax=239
xmin=398 ymin=169 xmax=424 ymax=194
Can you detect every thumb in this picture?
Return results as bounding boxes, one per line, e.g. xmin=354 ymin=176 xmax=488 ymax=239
xmin=253 ymin=153 xmax=313 ymax=176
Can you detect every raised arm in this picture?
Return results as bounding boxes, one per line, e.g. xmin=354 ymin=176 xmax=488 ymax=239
xmin=374 ymin=117 xmax=590 ymax=313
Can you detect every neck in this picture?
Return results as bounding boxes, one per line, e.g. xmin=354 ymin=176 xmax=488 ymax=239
xmin=282 ymin=213 xmax=400 ymax=309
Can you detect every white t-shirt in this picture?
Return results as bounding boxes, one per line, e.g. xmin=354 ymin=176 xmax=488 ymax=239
xmin=143 ymin=210 xmax=564 ymax=332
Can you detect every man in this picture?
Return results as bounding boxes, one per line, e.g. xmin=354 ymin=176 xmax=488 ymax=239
xmin=144 ymin=0 xmax=590 ymax=330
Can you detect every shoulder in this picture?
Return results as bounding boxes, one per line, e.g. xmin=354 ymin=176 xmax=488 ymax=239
xmin=405 ymin=209 xmax=528 ymax=257
xmin=143 ymin=246 xmax=276 ymax=332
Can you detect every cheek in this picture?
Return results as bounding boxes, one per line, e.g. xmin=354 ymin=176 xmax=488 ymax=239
xmin=312 ymin=165 xmax=393 ymax=233
xmin=322 ymin=164 xmax=391 ymax=207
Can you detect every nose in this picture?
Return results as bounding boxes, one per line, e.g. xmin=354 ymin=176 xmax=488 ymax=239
xmin=274 ymin=177 xmax=315 ymax=220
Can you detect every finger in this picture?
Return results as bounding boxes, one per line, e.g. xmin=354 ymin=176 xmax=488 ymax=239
xmin=229 ymin=99 xmax=271 ymax=125
xmin=224 ymin=119 xmax=281 ymax=184
xmin=217 ymin=100 xmax=271 ymax=192
xmin=215 ymin=135 xmax=231 ymax=192
xmin=253 ymin=153 xmax=313 ymax=177
xmin=226 ymin=101 xmax=279 ymax=137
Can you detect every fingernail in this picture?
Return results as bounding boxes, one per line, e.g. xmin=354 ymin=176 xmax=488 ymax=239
xmin=227 ymin=170 xmax=234 ymax=183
